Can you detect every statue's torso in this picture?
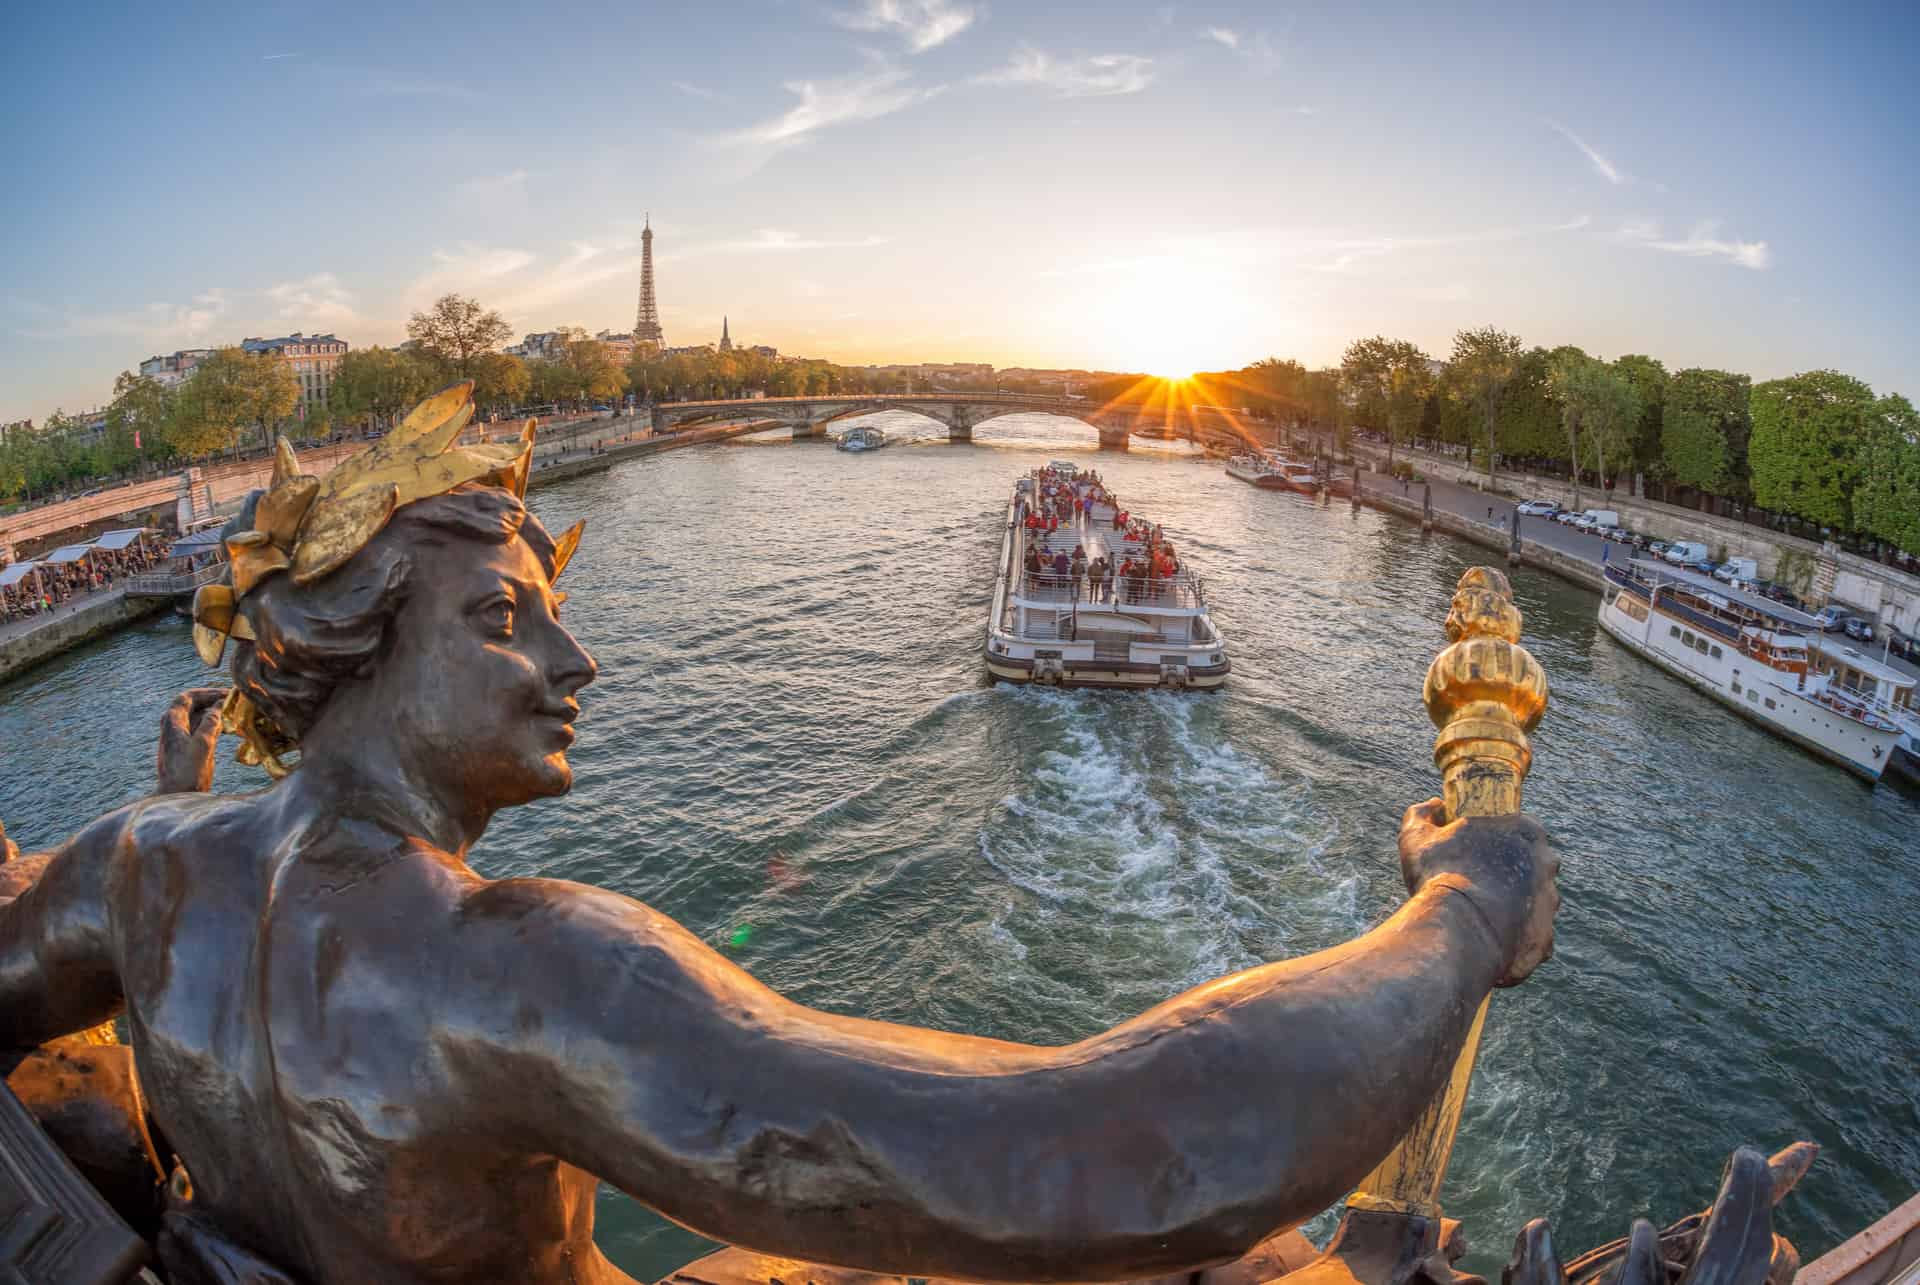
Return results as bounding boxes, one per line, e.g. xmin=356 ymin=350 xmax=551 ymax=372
xmin=115 ymin=796 xmax=630 ymax=1283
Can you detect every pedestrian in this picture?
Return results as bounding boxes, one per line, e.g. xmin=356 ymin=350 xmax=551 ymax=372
xmin=1070 ymin=545 xmax=1088 ymax=602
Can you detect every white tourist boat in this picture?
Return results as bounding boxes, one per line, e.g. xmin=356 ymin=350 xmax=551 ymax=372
xmin=1810 ymin=641 xmax=1920 ymax=786
xmin=986 ymin=466 xmax=1229 ymax=689
xmin=836 ymin=425 xmax=887 ymax=452
xmin=1600 ymin=559 xmax=1905 ymax=781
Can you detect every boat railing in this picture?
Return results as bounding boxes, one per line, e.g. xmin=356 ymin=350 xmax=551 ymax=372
xmin=125 ymin=562 xmax=228 ymax=598
xmin=1012 ymin=571 xmax=1207 ymax=609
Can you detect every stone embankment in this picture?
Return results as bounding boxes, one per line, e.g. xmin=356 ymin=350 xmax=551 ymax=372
xmin=0 ymin=592 xmax=168 ymax=684
xmin=1353 ymin=442 xmax=1920 ymax=634
xmin=0 ymin=413 xmax=779 ymax=685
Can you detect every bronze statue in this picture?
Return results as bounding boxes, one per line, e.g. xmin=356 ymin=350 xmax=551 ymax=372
xmin=0 ymin=382 xmax=1740 ymax=1285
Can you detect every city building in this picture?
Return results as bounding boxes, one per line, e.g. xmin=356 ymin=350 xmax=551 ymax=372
xmin=593 ymin=330 xmax=638 ymax=361
xmin=749 ymin=345 xmax=779 ymax=360
xmin=505 ymin=330 xmax=584 ymax=361
xmin=138 ymin=348 xmax=216 ymax=388
xmin=241 ymin=332 xmax=348 ymax=421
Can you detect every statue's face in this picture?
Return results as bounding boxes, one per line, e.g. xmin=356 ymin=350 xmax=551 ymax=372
xmin=375 ymin=532 xmax=597 ymax=811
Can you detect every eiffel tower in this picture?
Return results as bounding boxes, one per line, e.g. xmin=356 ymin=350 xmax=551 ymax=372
xmin=633 ymin=214 xmax=664 ymax=349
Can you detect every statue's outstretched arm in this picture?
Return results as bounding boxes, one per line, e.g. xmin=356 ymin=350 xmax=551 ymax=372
xmin=461 ymin=806 xmax=1557 ymax=1283
xmin=0 ymin=807 xmax=129 ymax=1050
xmin=0 ymin=690 xmax=223 ymax=1049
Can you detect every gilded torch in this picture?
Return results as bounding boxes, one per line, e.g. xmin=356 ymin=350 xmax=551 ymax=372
xmin=1350 ymin=566 xmax=1549 ymax=1219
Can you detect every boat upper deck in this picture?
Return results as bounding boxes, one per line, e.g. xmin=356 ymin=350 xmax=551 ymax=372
xmin=1010 ymin=477 xmax=1209 ymax=614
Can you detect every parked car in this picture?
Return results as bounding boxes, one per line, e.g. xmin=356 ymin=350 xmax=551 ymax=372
xmin=1888 ymin=629 xmax=1920 ymax=662
xmin=1568 ymin=514 xmax=1596 ymax=531
xmin=1811 ymin=605 xmax=1847 ymax=632
xmin=1647 ymin=541 xmax=1670 ymax=557
xmin=1553 ymin=510 xmax=1580 ymax=525
xmin=1604 ymin=527 xmax=1637 ymax=544
xmin=1583 ymin=509 xmax=1621 ymax=530
xmin=1713 ymin=557 xmax=1758 ymax=584
xmin=1516 ymin=499 xmax=1559 ymax=516
xmin=1843 ymin=617 xmax=1876 ymax=642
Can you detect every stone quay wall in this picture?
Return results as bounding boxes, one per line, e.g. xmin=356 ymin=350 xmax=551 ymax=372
xmin=0 ymin=592 xmax=169 ymax=686
xmin=1356 ymin=483 xmax=1608 ymax=594
xmin=1353 ymin=442 xmax=1920 ymax=633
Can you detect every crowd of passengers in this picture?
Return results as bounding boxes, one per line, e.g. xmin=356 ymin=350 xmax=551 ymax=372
xmin=0 ymin=541 xmax=162 ymax=624
xmin=1016 ymin=466 xmax=1184 ymax=604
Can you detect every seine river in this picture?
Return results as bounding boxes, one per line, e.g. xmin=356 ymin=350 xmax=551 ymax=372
xmin=2 ymin=412 xmax=1915 ymax=1279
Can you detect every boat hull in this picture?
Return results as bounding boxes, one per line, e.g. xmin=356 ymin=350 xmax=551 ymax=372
xmin=985 ymin=652 xmax=1231 ymax=690
xmin=1225 ymin=465 xmax=1288 ymax=489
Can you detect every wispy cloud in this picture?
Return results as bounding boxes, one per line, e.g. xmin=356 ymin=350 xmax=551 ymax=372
xmin=1306 ymin=216 xmax=1592 ymax=273
xmin=1618 ymin=219 xmax=1770 ymax=270
xmin=456 ymin=169 xmax=530 ymax=199
xmin=15 ymin=289 xmax=229 ymax=342
xmin=666 ymin=229 xmax=891 ymax=261
xmin=672 ymin=79 xmax=724 ymax=102
xmin=1201 ymin=26 xmax=1239 ymax=49
xmin=358 ymin=77 xmax=481 ymax=103
xmin=833 ymin=0 xmax=979 ymax=53
xmin=722 ymin=56 xmax=941 ymax=145
xmin=404 ymin=244 xmax=537 ymax=307
xmin=976 ymin=45 xmax=1154 ymax=98
xmin=1547 ymin=120 xmax=1624 ymax=185
xmin=261 ymin=53 xmax=300 ymax=61
xmin=264 ymin=273 xmax=356 ymax=326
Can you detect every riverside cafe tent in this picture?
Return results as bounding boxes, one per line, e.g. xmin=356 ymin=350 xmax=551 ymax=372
xmin=0 ymin=559 xmax=43 ymax=616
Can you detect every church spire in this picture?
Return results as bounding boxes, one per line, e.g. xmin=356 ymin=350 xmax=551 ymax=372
xmin=718 ymin=315 xmax=733 ymax=352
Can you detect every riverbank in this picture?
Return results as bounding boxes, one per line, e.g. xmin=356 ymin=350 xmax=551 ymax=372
xmin=0 ymin=416 xmax=783 ymax=686
xmin=0 ymin=590 xmax=167 ymax=685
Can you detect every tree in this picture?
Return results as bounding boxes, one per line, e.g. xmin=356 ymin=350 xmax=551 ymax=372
xmin=1855 ymin=394 xmax=1920 ymax=556
xmin=1661 ymin=369 xmax=1751 ymax=501
xmin=472 ymin=352 xmax=532 ymax=411
xmin=1613 ymin=354 xmax=1667 ymax=483
xmin=562 ymin=340 xmax=627 ymax=403
xmin=331 ymin=347 xmax=436 ymax=430
xmin=1584 ymin=362 xmax=1644 ymax=496
xmin=1547 ymin=348 xmax=1594 ymax=511
xmin=169 ymin=347 xmax=298 ymax=456
xmin=1450 ymin=327 xmax=1523 ymax=485
xmin=104 ymin=371 xmax=173 ymax=473
xmin=1343 ymin=337 xmax=1433 ymax=470
xmin=406 ymin=294 xmax=513 ymax=377
xmin=1750 ymin=370 xmax=1877 ymax=530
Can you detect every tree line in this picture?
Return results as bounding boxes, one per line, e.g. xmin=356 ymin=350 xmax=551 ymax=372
xmin=1095 ymin=330 xmax=1918 ymax=560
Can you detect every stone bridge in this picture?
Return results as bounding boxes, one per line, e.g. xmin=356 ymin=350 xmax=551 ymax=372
xmin=649 ymin=393 xmax=1268 ymax=452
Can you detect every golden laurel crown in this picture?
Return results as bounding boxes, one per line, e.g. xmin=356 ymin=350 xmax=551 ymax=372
xmin=189 ymin=381 xmax=584 ymax=776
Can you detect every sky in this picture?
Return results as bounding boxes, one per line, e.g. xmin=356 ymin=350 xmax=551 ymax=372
xmin=4 ymin=0 xmax=1917 ymax=420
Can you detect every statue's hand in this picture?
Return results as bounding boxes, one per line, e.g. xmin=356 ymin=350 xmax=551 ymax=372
xmin=1399 ymin=799 xmax=1559 ymax=987
xmin=156 ymin=689 xmax=227 ymax=796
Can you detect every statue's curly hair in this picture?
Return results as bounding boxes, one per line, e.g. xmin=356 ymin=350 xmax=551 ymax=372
xmin=227 ymin=483 xmax=557 ymax=742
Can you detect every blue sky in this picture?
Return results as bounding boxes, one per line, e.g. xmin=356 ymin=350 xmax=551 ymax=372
xmin=4 ymin=0 xmax=1916 ymax=419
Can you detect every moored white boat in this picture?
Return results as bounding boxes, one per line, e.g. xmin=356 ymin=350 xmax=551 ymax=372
xmin=1599 ymin=559 xmax=1904 ymax=781
xmin=986 ymin=466 xmax=1229 ymax=689
xmin=1226 ymin=451 xmax=1322 ymax=493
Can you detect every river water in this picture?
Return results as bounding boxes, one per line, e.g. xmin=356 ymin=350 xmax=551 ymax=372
xmin=1 ymin=411 xmax=1915 ymax=1280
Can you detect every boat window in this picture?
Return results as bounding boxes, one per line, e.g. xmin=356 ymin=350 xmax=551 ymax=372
xmin=1732 ymin=681 xmax=1741 ymax=694
xmin=1669 ymin=626 xmax=1681 ymax=639
xmin=1682 ymin=630 xmax=1695 ymax=646
xmin=1711 ymin=645 xmax=1723 ymax=659
xmin=1748 ymin=690 xmax=1759 ymax=703
xmin=1764 ymin=698 xmax=1777 ymax=710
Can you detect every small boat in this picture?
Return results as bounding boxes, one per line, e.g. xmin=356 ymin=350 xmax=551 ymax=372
xmin=835 ymin=425 xmax=886 ymax=452
xmin=986 ymin=466 xmax=1229 ymax=689
xmin=1225 ymin=452 xmax=1288 ymax=489
xmin=1599 ymin=558 xmax=1906 ymax=781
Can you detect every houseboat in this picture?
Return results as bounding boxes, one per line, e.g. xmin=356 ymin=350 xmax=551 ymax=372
xmin=1599 ymin=559 xmax=1904 ymax=781
xmin=987 ymin=467 xmax=1230 ymax=689
xmin=1811 ymin=641 xmax=1920 ymax=786
xmin=836 ymin=425 xmax=887 ymax=452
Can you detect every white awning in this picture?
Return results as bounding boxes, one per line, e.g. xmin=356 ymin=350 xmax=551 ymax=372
xmin=42 ymin=543 xmax=95 ymax=565
xmin=0 ymin=561 xmax=40 ymax=588
xmin=94 ymin=528 xmax=151 ymax=550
